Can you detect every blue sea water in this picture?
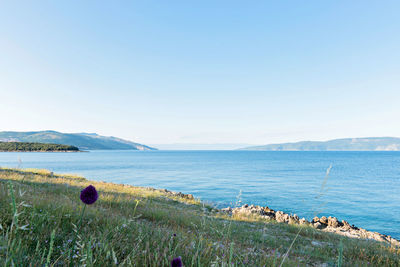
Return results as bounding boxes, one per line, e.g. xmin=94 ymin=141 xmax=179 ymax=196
xmin=0 ymin=150 xmax=399 ymax=238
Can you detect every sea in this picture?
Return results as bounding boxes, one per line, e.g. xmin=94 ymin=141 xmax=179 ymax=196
xmin=0 ymin=150 xmax=399 ymax=239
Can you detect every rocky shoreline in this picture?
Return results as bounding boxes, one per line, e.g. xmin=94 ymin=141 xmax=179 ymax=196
xmin=123 ymin=184 xmax=400 ymax=247
xmin=219 ymin=204 xmax=400 ymax=247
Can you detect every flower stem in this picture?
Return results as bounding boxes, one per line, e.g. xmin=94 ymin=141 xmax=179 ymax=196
xmin=78 ymin=204 xmax=86 ymax=230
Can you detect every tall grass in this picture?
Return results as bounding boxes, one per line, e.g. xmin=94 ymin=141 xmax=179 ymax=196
xmin=0 ymin=168 xmax=399 ymax=266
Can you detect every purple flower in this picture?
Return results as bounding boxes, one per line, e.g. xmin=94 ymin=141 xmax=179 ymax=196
xmin=80 ymin=185 xmax=98 ymax=205
xmin=171 ymin=256 xmax=182 ymax=267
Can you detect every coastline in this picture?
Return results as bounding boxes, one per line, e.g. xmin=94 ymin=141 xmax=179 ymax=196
xmin=1 ymin=167 xmax=399 ymax=266
xmin=147 ymin=187 xmax=400 ymax=246
xmin=100 ymin=178 xmax=400 ymax=246
xmin=1 ymin=167 xmax=398 ymax=246
xmin=219 ymin=204 xmax=400 ymax=247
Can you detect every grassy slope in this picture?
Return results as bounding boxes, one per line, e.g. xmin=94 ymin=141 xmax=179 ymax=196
xmin=0 ymin=169 xmax=399 ymax=266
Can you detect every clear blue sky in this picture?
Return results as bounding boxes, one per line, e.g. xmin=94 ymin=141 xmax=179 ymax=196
xmin=1 ymin=1 xmax=399 ymax=145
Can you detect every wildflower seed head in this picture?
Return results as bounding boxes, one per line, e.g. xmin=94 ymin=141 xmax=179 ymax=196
xmin=171 ymin=256 xmax=182 ymax=267
xmin=80 ymin=185 xmax=98 ymax=205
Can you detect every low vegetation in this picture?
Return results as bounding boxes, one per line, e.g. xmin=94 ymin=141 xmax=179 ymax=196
xmin=0 ymin=142 xmax=79 ymax=152
xmin=0 ymin=168 xmax=399 ymax=266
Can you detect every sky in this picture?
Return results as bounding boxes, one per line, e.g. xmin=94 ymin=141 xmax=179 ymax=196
xmin=1 ymin=1 xmax=399 ymax=147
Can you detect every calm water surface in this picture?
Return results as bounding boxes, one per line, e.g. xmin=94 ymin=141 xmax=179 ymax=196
xmin=1 ymin=150 xmax=399 ymax=238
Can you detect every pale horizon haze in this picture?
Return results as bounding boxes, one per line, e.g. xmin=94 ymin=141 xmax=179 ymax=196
xmin=1 ymin=1 xmax=399 ymax=146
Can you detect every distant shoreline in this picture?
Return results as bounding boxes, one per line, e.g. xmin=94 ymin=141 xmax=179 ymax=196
xmin=0 ymin=130 xmax=157 ymax=150
xmin=240 ymin=137 xmax=400 ymax=151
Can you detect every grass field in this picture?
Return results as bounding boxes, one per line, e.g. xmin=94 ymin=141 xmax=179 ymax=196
xmin=0 ymin=168 xmax=399 ymax=266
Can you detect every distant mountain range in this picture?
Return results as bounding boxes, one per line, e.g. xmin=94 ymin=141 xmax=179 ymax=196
xmin=239 ymin=137 xmax=400 ymax=151
xmin=0 ymin=131 xmax=156 ymax=151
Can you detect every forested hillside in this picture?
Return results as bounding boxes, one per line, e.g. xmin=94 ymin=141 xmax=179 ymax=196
xmin=0 ymin=142 xmax=79 ymax=152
